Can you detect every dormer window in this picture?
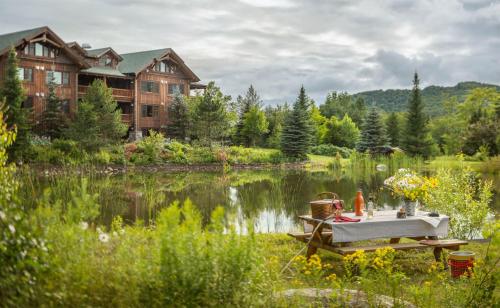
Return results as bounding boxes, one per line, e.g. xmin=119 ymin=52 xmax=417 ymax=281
xmin=154 ymin=60 xmax=177 ymax=73
xmin=99 ymin=55 xmax=112 ymax=67
xmin=24 ymin=43 xmax=56 ymax=58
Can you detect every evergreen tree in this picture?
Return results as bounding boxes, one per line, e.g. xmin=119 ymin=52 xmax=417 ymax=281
xmin=385 ymin=112 xmax=400 ymax=147
xmin=190 ymin=81 xmax=232 ymax=148
xmin=64 ymin=79 xmax=127 ymax=151
xmin=402 ymin=73 xmax=434 ymax=157
xmin=167 ymin=94 xmax=190 ymax=141
xmin=40 ymin=77 xmax=65 ymax=139
xmin=241 ymin=105 xmax=268 ymax=147
xmin=356 ymin=108 xmax=387 ymax=152
xmin=280 ymin=86 xmax=313 ymax=159
xmin=235 ymin=85 xmax=261 ymax=146
xmin=0 ymin=47 xmax=31 ymax=160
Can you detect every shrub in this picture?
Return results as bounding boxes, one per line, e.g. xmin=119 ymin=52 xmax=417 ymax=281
xmin=310 ymin=144 xmax=353 ymax=158
xmin=136 ymin=130 xmax=166 ymax=163
xmin=0 ymin=106 xmax=47 ymax=306
xmin=423 ymin=168 xmax=492 ymax=239
xmin=158 ymin=200 xmax=262 ymax=306
xmin=92 ymin=149 xmax=111 ymax=165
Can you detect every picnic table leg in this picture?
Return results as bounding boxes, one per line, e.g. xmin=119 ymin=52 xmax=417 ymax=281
xmin=429 ymin=236 xmax=449 ymax=269
xmin=306 ymin=223 xmax=322 ymax=259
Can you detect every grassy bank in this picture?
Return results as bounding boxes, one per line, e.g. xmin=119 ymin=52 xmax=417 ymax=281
xmin=15 ymin=200 xmax=500 ymax=307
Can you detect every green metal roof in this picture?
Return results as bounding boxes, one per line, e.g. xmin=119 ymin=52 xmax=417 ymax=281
xmin=80 ymin=66 xmax=126 ymax=77
xmin=0 ymin=26 xmax=46 ymax=53
xmin=118 ymin=48 xmax=170 ymax=74
xmin=86 ymin=47 xmax=111 ymax=57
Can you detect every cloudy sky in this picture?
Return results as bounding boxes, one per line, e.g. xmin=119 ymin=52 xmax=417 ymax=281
xmin=1 ymin=0 xmax=499 ymax=105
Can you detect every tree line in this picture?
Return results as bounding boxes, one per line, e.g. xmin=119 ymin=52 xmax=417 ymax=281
xmin=1 ymin=45 xmax=499 ymax=163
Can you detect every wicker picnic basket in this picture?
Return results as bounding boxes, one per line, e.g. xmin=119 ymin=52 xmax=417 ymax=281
xmin=310 ymin=192 xmax=341 ymax=220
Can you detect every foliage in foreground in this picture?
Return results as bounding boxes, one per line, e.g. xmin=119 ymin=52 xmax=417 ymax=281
xmin=423 ymin=167 xmax=492 ymax=240
xmin=0 ymin=103 xmax=47 ymax=306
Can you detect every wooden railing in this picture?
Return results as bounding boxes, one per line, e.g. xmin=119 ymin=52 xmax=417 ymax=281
xmin=78 ymin=85 xmax=133 ymax=100
xmin=121 ymin=114 xmax=132 ymax=124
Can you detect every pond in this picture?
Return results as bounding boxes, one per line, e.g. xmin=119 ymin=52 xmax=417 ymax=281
xmin=20 ymin=166 xmax=499 ymax=233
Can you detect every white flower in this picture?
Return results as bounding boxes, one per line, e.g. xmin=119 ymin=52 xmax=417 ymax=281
xmin=80 ymin=222 xmax=89 ymax=230
xmin=96 ymin=227 xmax=103 ymax=234
xmin=98 ymin=233 xmax=110 ymax=243
xmin=0 ymin=210 xmax=6 ymax=220
xmin=8 ymin=224 xmax=15 ymax=234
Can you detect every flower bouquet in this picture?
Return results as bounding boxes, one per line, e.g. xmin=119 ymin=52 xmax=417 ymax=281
xmin=384 ymin=168 xmax=437 ymax=216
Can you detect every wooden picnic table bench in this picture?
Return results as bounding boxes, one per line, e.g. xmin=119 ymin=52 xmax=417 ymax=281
xmin=288 ymin=211 xmax=468 ymax=267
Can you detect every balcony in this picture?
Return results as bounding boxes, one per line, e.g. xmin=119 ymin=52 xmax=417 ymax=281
xmin=78 ymin=85 xmax=133 ymax=101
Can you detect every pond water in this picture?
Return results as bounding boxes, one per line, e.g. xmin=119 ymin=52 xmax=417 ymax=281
xmin=22 ymin=165 xmax=499 ymax=233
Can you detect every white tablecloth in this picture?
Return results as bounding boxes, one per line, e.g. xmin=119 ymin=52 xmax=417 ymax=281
xmin=303 ymin=210 xmax=449 ymax=243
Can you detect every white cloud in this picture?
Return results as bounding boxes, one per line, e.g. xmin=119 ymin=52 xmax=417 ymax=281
xmin=0 ymin=0 xmax=498 ymax=105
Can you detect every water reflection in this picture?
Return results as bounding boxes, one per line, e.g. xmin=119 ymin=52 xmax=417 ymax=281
xmin=24 ymin=166 xmax=498 ymax=233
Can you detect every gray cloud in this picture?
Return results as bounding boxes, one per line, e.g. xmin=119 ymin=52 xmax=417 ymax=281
xmin=0 ymin=0 xmax=498 ymax=105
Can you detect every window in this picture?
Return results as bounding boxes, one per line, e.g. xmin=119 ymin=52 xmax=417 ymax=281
xmin=141 ymin=105 xmax=160 ymax=118
xmin=154 ymin=61 xmax=177 ymax=73
xmin=17 ymin=67 xmax=33 ymax=82
xmin=61 ymin=100 xmax=70 ymax=114
xmin=168 ymin=84 xmax=184 ymax=95
xmin=46 ymin=71 xmax=70 ymax=85
xmin=24 ymin=43 xmax=56 ymax=58
xmin=99 ymin=55 xmax=112 ymax=67
xmin=141 ymin=81 xmax=159 ymax=93
xmin=21 ymin=96 xmax=34 ymax=109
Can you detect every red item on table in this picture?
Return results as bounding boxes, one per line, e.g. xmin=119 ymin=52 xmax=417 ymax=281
xmin=354 ymin=190 xmax=364 ymax=216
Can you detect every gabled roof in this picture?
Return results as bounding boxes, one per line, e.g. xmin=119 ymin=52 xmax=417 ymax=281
xmin=118 ymin=48 xmax=200 ymax=82
xmin=86 ymin=47 xmax=123 ymax=61
xmin=66 ymin=41 xmax=87 ymax=56
xmin=0 ymin=26 xmax=90 ymax=68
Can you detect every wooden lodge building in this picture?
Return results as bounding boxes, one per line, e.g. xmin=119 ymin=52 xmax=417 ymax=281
xmin=0 ymin=26 xmax=205 ymax=139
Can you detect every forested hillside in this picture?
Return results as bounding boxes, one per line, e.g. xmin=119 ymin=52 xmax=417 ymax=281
xmin=353 ymin=81 xmax=500 ymax=116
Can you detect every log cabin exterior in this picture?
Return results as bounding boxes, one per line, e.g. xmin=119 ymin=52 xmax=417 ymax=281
xmin=0 ymin=26 xmax=204 ymax=139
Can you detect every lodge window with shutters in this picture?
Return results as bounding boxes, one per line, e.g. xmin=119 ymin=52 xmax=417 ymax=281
xmin=168 ymin=83 xmax=184 ymax=95
xmin=141 ymin=105 xmax=159 ymax=118
xmin=17 ymin=67 xmax=33 ymax=82
xmin=46 ymin=71 xmax=70 ymax=85
xmin=141 ymin=80 xmax=159 ymax=93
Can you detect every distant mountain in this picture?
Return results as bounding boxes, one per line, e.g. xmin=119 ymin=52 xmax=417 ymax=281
xmin=353 ymin=81 xmax=500 ymax=116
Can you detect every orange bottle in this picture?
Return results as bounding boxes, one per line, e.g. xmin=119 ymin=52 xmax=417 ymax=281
xmin=354 ymin=190 xmax=364 ymax=216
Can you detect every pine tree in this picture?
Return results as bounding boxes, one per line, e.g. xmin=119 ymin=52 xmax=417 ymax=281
xmin=190 ymin=81 xmax=232 ymax=148
xmin=64 ymin=79 xmax=127 ymax=151
xmin=356 ymin=108 xmax=387 ymax=152
xmin=0 ymin=47 xmax=31 ymax=160
xmin=167 ymin=94 xmax=190 ymax=141
xmin=402 ymin=73 xmax=434 ymax=157
xmin=235 ymin=85 xmax=261 ymax=146
xmin=385 ymin=112 xmax=400 ymax=147
xmin=280 ymin=86 xmax=313 ymax=159
xmin=40 ymin=77 xmax=65 ymax=139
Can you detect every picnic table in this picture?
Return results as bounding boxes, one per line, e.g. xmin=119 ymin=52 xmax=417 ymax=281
xmin=288 ymin=210 xmax=467 ymax=267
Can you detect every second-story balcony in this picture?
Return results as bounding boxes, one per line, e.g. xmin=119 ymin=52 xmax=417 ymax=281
xmin=78 ymin=85 xmax=134 ymax=101
xmin=78 ymin=72 xmax=134 ymax=102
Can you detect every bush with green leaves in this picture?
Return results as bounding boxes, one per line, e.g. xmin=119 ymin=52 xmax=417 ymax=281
xmin=0 ymin=103 xmax=47 ymax=306
xmin=158 ymin=200 xmax=263 ymax=306
xmin=423 ymin=168 xmax=492 ymax=239
xmin=136 ymin=130 xmax=166 ymax=163
xmin=310 ymin=144 xmax=353 ymax=158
